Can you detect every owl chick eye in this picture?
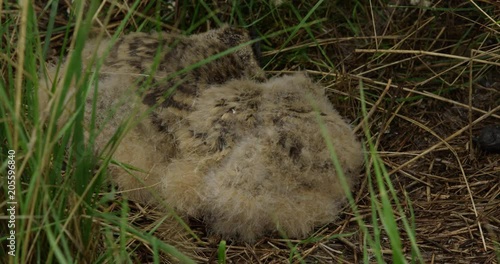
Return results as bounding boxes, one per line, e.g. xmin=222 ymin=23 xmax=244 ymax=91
xmin=217 ymin=136 xmax=227 ymax=151
xmin=215 ymin=99 xmax=227 ymax=107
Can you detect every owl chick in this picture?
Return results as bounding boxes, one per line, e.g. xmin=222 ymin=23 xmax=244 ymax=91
xmin=38 ymin=26 xmax=264 ymax=203
xmin=161 ymin=73 xmax=364 ymax=242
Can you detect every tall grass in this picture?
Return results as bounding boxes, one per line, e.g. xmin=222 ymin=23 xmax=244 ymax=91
xmin=1 ymin=1 xmax=194 ymax=263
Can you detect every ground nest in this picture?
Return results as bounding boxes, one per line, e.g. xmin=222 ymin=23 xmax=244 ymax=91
xmin=2 ymin=0 xmax=499 ymax=263
xmin=98 ymin=2 xmax=499 ymax=262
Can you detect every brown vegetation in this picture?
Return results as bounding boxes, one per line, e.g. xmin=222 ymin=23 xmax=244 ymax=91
xmin=1 ymin=0 xmax=498 ymax=263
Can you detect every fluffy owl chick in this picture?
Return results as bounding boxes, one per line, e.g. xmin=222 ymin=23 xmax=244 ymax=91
xmin=38 ymin=26 xmax=264 ymax=203
xmin=162 ymin=73 xmax=364 ymax=241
